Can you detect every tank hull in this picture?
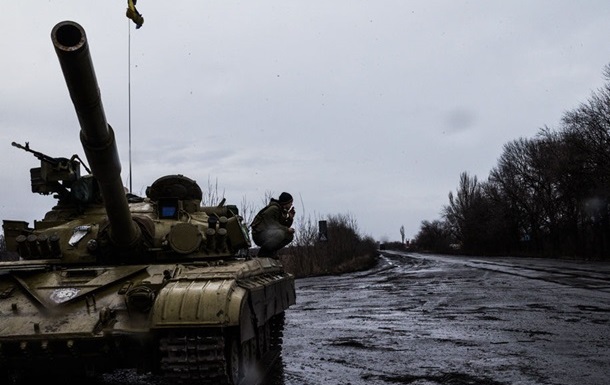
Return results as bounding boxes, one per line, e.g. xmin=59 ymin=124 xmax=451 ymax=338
xmin=0 ymin=258 xmax=295 ymax=384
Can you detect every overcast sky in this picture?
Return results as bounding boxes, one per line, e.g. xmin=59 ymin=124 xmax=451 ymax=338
xmin=1 ymin=1 xmax=610 ymax=242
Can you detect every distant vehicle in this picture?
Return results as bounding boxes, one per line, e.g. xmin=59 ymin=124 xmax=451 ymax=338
xmin=0 ymin=20 xmax=295 ymax=385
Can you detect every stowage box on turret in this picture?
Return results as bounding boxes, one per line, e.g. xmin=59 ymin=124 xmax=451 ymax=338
xmin=0 ymin=20 xmax=295 ymax=385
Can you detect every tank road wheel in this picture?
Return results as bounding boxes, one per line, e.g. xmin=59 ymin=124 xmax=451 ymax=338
xmin=270 ymin=313 xmax=286 ymax=350
xmin=256 ymin=324 xmax=264 ymax=357
xmin=243 ymin=337 xmax=258 ymax=379
xmin=259 ymin=322 xmax=271 ymax=355
xmin=227 ymin=336 xmax=242 ymax=385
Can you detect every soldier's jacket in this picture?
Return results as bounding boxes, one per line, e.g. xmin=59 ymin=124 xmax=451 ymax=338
xmin=250 ymin=199 xmax=293 ymax=236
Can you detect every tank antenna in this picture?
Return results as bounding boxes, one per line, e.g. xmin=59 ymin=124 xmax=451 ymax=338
xmin=127 ymin=18 xmax=133 ymax=193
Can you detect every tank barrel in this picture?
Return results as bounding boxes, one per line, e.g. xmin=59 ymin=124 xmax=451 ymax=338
xmin=51 ymin=20 xmax=139 ymax=248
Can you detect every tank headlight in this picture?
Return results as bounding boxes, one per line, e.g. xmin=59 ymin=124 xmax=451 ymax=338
xmin=126 ymin=285 xmax=155 ymax=313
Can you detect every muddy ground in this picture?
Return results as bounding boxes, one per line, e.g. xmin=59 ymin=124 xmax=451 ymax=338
xmin=273 ymin=252 xmax=610 ymax=385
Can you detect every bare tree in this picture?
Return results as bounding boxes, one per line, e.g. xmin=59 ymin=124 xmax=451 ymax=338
xmin=239 ymin=195 xmax=257 ymax=230
xmin=443 ymin=171 xmax=491 ymax=253
xmin=201 ymin=176 xmax=225 ymax=207
xmin=412 ymin=219 xmax=453 ymax=252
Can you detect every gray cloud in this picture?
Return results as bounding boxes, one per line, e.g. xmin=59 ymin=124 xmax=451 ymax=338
xmin=1 ymin=1 xmax=610 ymax=241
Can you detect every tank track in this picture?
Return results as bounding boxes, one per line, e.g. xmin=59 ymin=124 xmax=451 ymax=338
xmin=158 ymin=313 xmax=285 ymax=385
xmin=159 ymin=332 xmax=230 ymax=384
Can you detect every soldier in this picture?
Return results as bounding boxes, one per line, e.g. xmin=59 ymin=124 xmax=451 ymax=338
xmin=251 ymin=192 xmax=296 ymax=258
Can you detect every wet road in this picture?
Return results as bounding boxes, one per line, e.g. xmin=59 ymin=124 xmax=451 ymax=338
xmin=98 ymin=252 xmax=610 ymax=385
xmin=274 ymin=252 xmax=610 ymax=385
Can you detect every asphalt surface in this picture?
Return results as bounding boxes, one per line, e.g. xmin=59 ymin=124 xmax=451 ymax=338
xmin=96 ymin=252 xmax=610 ymax=385
xmin=273 ymin=252 xmax=610 ymax=385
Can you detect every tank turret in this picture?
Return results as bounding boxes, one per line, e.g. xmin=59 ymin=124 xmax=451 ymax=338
xmin=52 ymin=20 xmax=140 ymax=249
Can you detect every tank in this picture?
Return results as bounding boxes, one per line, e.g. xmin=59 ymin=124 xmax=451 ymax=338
xmin=0 ymin=20 xmax=295 ymax=385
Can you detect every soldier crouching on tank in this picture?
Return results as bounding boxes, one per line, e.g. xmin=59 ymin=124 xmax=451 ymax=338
xmin=251 ymin=192 xmax=296 ymax=258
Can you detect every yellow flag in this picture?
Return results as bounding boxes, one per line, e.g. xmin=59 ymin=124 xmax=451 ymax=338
xmin=126 ymin=0 xmax=144 ymax=29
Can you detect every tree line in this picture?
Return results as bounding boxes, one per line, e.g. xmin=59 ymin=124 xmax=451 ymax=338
xmin=412 ymin=65 xmax=610 ymax=260
xmin=280 ymin=213 xmax=378 ymax=277
xmin=230 ymin=190 xmax=378 ymax=277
